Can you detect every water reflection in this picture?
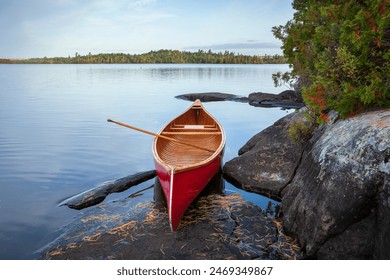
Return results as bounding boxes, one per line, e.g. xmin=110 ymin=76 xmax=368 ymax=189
xmin=0 ymin=64 xmax=290 ymax=259
xmin=148 ymin=65 xmax=263 ymax=82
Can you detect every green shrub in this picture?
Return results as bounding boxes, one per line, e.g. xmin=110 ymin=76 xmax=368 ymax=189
xmin=288 ymin=120 xmax=314 ymax=145
xmin=273 ymin=0 xmax=390 ymax=124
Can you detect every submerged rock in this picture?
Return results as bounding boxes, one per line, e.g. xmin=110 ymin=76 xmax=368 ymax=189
xmin=39 ymin=192 xmax=301 ymax=260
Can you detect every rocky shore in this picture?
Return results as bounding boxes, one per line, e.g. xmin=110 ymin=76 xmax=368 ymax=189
xmin=39 ymin=92 xmax=389 ymax=260
xmin=40 ymin=184 xmax=301 ymax=260
xmin=223 ymin=110 xmax=309 ymax=200
xmin=224 ymin=108 xmax=390 ymax=259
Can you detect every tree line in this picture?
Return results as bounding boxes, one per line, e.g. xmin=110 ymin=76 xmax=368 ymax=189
xmin=1 ymin=49 xmax=287 ymax=64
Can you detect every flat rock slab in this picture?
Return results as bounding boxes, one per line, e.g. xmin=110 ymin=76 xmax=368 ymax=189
xmin=39 ymin=193 xmax=301 ymax=260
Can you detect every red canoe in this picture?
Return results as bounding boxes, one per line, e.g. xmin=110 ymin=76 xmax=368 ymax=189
xmin=152 ymin=100 xmax=226 ymax=230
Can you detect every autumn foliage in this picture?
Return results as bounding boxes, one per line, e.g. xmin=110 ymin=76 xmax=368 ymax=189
xmin=273 ymin=0 xmax=390 ymax=123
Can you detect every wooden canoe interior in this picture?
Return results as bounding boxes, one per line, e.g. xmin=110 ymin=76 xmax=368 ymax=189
xmin=155 ymin=103 xmax=223 ymax=170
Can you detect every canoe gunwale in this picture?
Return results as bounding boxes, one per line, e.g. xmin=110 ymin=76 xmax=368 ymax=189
xmin=152 ymin=99 xmax=225 ymax=230
xmin=152 ymin=100 xmax=225 ymax=174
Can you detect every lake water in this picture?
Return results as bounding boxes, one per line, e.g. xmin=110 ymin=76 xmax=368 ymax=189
xmin=0 ymin=63 xmax=292 ymax=259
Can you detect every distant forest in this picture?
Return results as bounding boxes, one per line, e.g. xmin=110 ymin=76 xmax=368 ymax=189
xmin=0 ymin=49 xmax=287 ymax=64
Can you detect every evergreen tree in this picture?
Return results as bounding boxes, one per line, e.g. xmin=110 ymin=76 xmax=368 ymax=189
xmin=273 ymin=0 xmax=390 ymax=123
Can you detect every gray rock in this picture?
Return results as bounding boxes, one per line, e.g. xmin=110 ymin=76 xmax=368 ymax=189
xmin=176 ymin=90 xmax=304 ymax=109
xmin=223 ymin=110 xmax=309 ymax=200
xmin=223 ymin=107 xmax=389 ymax=259
xmin=175 ymin=92 xmax=247 ymax=102
xmin=248 ymin=90 xmax=304 ymax=109
xmin=316 ymin=212 xmax=376 ymax=259
xmin=282 ymin=109 xmax=390 ymax=259
xmin=279 ymin=90 xmax=303 ymax=102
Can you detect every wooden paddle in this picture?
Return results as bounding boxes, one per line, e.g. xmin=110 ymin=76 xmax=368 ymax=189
xmin=107 ymin=119 xmax=215 ymax=153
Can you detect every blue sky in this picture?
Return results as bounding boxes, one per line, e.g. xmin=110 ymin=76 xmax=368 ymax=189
xmin=0 ymin=0 xmax=295 ymax=58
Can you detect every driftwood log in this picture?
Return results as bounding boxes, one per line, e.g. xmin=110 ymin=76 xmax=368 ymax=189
xmin=58 ymin=170 xmax=156 ymax=210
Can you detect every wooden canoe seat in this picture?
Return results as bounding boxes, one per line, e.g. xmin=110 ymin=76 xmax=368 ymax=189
xmin=162 ymin=131 xmax=222 ymax=135
xmin=183 ymin=125 xmax=205 ymax=129
xmin=170 ymin=123 xmax=218 ymax=131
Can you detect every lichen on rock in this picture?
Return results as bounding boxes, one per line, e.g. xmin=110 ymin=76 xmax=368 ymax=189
xmin=282 ymin=109 xmax=390 ymax=259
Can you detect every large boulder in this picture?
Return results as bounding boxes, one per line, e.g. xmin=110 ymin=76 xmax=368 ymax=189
xmin=282 ymin=109 xmax=390 ymax=259
xmin=223 ymin=110 xmax=309 ymax=200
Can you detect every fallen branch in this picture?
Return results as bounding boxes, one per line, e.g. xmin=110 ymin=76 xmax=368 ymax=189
xmin=58 ymin=170 xmax=156 ymax=210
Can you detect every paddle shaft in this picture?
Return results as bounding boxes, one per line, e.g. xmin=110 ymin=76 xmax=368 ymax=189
xmin=107 ymin=119 xmax=215 ymax=153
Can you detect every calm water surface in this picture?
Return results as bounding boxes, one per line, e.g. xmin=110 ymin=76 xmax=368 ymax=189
xmin=0 ymin=64 xmax=291 ymax=259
